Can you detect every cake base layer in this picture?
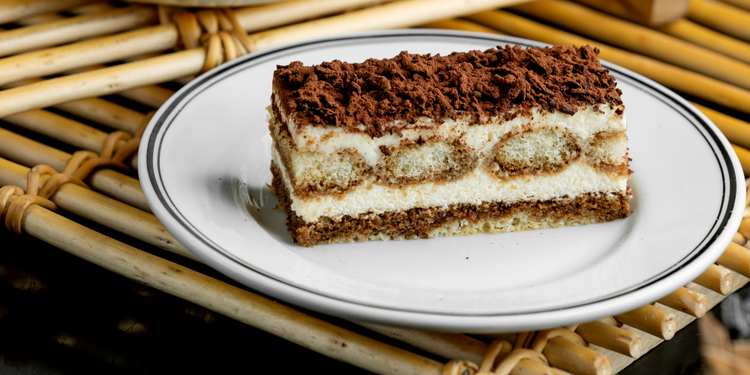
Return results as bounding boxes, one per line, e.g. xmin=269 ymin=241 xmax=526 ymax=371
xmin=272 ymin=162 xmax=631 ymax=247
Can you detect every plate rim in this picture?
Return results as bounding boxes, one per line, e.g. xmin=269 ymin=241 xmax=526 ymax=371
xmin=139 ymin=29 xmax=744 ymax=332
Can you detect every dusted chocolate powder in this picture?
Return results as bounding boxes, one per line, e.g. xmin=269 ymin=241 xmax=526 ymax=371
xmin=273 ymin=45 xmax=623 ymax=138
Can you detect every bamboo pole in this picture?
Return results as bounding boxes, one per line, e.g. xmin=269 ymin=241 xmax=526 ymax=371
xmin=575 ymin=321 xmax=642 ymax=358
xmin=116 ymin=84 xmax=174 ymax=108
xmin=691 ymin=102 xmax=750 ymax=150
xmin=2 ymin=77 xmax=161 ymax=133
xmin=734 ymin=144 xmax=750 ymax=176
xmin=693 ymin=264 xmax=734 ymax=295
xmin=717 ymin=242 xmax=750 ymax=278
xmin=598 ymin=317 xmax=622 ymax=327
xmin=302 ymin=323 xmax=586 ymax=375
xmin=542 ymin=337 xmax=612 ymax=375
xmin=734 ymin=232 xmax=747 ymax=245
xmin=0 ymin=0 xmax=99 ymax=25
xmin=614 ymin=305 xmax=676 ymax=340
xmin=572 ymin=0 xmax=689 ymax=26
xmin=0 ymin=1 xmax=533 ymax=118
xmin=419 ymin=19 xmax=504 ymax=34
xmin=0 ymin=0 xmax=403 ymax=87
xmin=233 ymin=0 xmax=387 ymax=33
xmin=575 ymin=0 xmax=750 ymax=66
xmin=0 ymin=48 xmax=205 ymax=119
xmin=0 ymin=157 xmax=196 ymax=261
xmin=0 ymin=24 xmax=179 ymax=87
xmin=722 ymin=0 xmax=750 ymax=11
xmin=689 ymin=0 xmax=750 ymax=43
xmin=465 ymin=10 xmax=750 ymax=118
xmin=3 ymin=109 xmax=123 ymax=155
xmin=14 ymin=12 xmax=66 ymax=27
xmin=0 ymin=127 xmax=68 ymax=171
xmin=509 ymin=360 xmax=571 ymax=375
xmin=0 ymin=130 xmax=149 ymax=213
xmin=356 ymin=322 xmax=486 ymax=364
xmin=740 ymin=218 xmax=750 ymax=239
xmin=510 ymin=1 xmax=750 ymax=93
xmin=655 ymin=287 xmax=707 ymax=318
xmin=67 ymin=2 xmax=118 ymax=16
xmin=658 ymin=21 xmax=750 ymax=66
xmin=54 ymin=98 xmax=144 ymax=134
xmin=249 ymin=0 xmax=529 ymax=51
xmin=0 ymin=5 xmax=158 ymax=58
xmin=4 ymin=200 xmax=444 ymax=375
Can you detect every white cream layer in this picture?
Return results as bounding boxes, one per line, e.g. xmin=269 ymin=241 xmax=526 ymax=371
xmin=272 ymin=147 xmax=627 ymax=223
xmin=276 ymin=94 xmax=625 ymax=166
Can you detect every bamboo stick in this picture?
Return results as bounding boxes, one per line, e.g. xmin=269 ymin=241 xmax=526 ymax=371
xmin=740 ymin=218 xmax=750 ymax=239
xmin=0 ymin=130 xmax=149 ymax=213
xmin=233 ymin=0 xmax=387 ymax=33
xmin=511 ymin=1 xmax=750 ymax=93
xmin=2 ymin=108 xmax=139 ymax=171
xmin=3 ymin=109 xmax=122 ymax=155
xmin=0 ymin=0 xmax=403 ymax=87
xmin=0 ymin=48 xmax=205 ymax=119
xmin=614 ymin=305 xmax=676 ymax=340
xmin=492 ymin=349 xmax=548 ymax=375
xmin=693 ymin=264 xmax=734 ymax=295
xmin=67 ymin=1 xmax=118 ymax=16
xmin=12 ymin=2 xmax=110 ymax=27
xmin=14 ymin=12 xmax=66 ymax=27
xmin=733 ymin=144 xmax=750 ymax=176
xmin=573 ymin=0 xmax=689 ymax=26
xmin=689 ymin=0 xmax=750 ymax=43
xmin=356 ymin=322 xmax=485 ymax=364
xmin=656 ymin=287 xmax=707 ymax=317
xmin=598 ymin=317 xmax=622 ymax=327
xmin=542 ymin=337 xmax=612 ymax=375
xmin=734 ymin=232 xmax=747 ymax=245
xmin=465 ymin=11 xmax=750 ymax=117
xmin=419 ymin=19 xmax=505 ymax=34
xmin=0 ymin=0 xmax=99 ymax=25
xmin=0 ymin=24 xmax=179 ymax=87
xmin=249 ymin=0 xmax=529 ymax=52
xmin=43 ymin=62 xmax=177 ymax=109
xmin=575 ymin=321 xmax=642 ymax=358
xmin=0 ymin=127 xmax=68 ymax=171
xmin=691 ymin=102 xmax=750 ymax=150
xmin=2 ymin=77 xmax=159 ymax=133
xmin=658 ymin=20 xmax=750 ymax=66
xmin=4 ymin=200 xmax=444 ymax=375
xmin=0 ymin=157 xmax=195 ymax=261
xmin=116 ymin=84 xmax=174 ymax=108
xmin=54 ymin=98 xmax=144 ymax=134
xmin=478 ymin=340 xmax=513 ymax=372
xmin=509 ymin=360 xmax=572 ymax=375
xmin=529 ymin=329 xmax=587 ymax=353
xmin=722 ymin=0 xmax=750 ymax=11
xmin=576 ymin=0 xmax=750 ymax=66
xmin=0 ymin=1 xmax=533 ymax=118
xmin=0 ymin=5 xmax=158 ymax=58
xmin=717 ymin=242 xmax=750 ymax=278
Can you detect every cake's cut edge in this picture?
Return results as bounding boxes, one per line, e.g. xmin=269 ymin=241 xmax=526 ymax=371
xmin=272 ymin=161 xmax=631 ymax=247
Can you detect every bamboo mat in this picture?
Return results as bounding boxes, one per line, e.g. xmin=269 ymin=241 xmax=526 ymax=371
xmin=3 ymin=0 xmax=750 ymax=374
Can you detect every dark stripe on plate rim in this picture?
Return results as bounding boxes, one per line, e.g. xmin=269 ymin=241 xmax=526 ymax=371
xmin=145 ymin=31 xmax=737 ymax=316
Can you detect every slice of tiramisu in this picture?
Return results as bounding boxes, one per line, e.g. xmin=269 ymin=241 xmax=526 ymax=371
xmin=269 ymin=45 xmax=631 ymax=247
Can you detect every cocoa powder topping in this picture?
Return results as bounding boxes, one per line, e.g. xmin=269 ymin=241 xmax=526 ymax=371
xmin=273 ymin=45 xmax=623 ymax=138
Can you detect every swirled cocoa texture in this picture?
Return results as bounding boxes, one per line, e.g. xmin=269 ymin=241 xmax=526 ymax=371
xmin=272 ymin=45 xmax=623 ymax=138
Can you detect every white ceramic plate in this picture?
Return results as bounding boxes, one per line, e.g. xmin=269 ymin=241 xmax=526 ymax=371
xmin=139 ymin=30 xmax=745 ymax=332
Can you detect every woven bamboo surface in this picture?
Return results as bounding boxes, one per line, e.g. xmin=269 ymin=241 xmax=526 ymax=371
xmin=3 ymin=0 xmax=750 ymax=374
